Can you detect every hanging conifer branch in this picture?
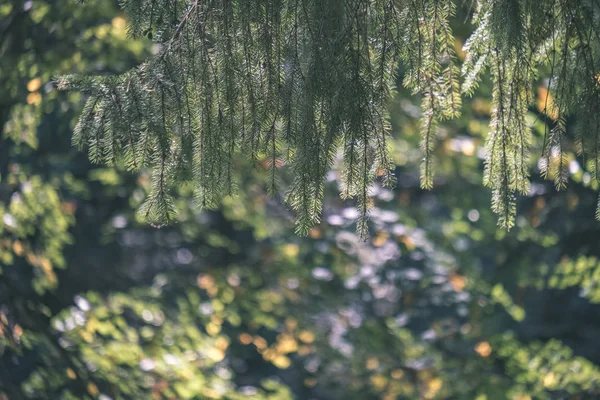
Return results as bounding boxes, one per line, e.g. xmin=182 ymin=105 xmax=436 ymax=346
xmin=59 ymin=0 xmax=600 ymax=236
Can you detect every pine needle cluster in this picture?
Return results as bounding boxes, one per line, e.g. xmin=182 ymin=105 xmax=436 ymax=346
xmin=58 ymin=0 xmax=600 ymax=235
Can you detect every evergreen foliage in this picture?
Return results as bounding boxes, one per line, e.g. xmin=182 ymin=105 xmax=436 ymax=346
xmin=6 ymin=1 xmax=600 ymax=397
xmin=58 ymin=0 xmax=600 ymax=235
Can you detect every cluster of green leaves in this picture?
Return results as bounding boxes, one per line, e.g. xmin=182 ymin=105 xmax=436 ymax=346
xmin=495 ymin=333 xmax=600 ymax=399
xmin=0 ymin=174 xmax=73 ymax=293
xmin=1 ymin=1 xmax=293 ymax=398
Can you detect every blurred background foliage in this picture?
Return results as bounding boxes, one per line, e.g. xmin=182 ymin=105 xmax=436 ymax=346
xmin=2 ymin=1 xmax=600 ymax=399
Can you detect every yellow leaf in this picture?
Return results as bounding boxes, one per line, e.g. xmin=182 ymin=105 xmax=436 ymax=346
xmin=282 ymin=243 xmax=299 ymax=258
xmin=309 ymin=227 xmax=322 ymax=239
xmin=262 ymin=348 xmax=276 ymax=361
xmin=449 ymin=274 xmax=467 ymax=292
xmin=272 ymin=354 xmax=291 ymax=369
xmin=537 ymin=87 xmax=558 ymax=120
xmin=366 ymin=357 xmax=379 ymax=371
xmin=206 ymin=322 xmax=221 ymax=336
xmin=474 ymin=341 xmax=492 ymax=357
xmin=13 ymin=324 xmax=23 ymax=341
xmin=543 ymin=372 xmax=557 ymax=388
xmin=397 ymin=235 xmax=415 ymax=251
xmin=461 ymin=140 xmax=475 ymax=156
xmin=206 ymin=347 xmax=225 ymax=362
xmin=424 ymin=378 xmax=443 ymax=399
xmin=111 ymin=16 xmax=126 ymax=29
xmin=391 ymin=369 xmax=404 ymax=379
xmin=215 ymin=336 xmax=230 ymax=351
xmin=12 ymin=240 xmax=23 ymax=256
xmin=27 ymin=78 xmax=41 ymax=92
xmin=253 ymin=336 xmax=268 ymax=351
xmin=297 ymin=345 xmax=312 ymax=356
xmin=370 ymin=374 xmax=389 ymax=390
xmin=39 ymin=258 xmax=52 ymax=273
xmin=298 ymin=330 xmax=315 ymax=344
xmin=197 ymin=274 xmax=215 ymax=289
xmin=80 ymin=331 xmax=93 ymax=343
xmin=87 ymin=383 xmax=99 ymax=396
xmin=86 ymin=317 xmax=100 ymax=334
xmin=239 ymin=333 xmax=253 ymax=345
xmin=26 ymin=92 xmax=42 ymax=105
xmin=372 ymin=231 xmax=389 ymax=247
xmin=275 ymin=334 xmax=298 ymax=354
xmin=67 ymin=368 xmax=77 ymax=379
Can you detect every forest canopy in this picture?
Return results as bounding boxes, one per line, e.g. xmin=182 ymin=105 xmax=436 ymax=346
xmin=57 ymin=0 xmax=600 ymax=237
xmin=4 ymin=0 xmax=600 ymax=399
